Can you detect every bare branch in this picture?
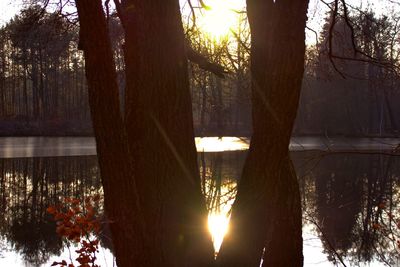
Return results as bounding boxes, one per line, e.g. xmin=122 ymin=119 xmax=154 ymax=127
xmin=320 ymin=0 xmax=400 ymax=78
xmin=185 ymin=42 xmax=228 ymax=78
xmin=187 ymin=0 xmax=196 ymax=33
xmin=306 ymin=25 xmax=319 ymax=46
xmin=230 ymin=29 xmax=250 ymax=53
xmin=199 ymin=0 xmax=211 ymax=10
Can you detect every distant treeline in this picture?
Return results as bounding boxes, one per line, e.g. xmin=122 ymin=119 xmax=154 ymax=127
xmin=295 ymin=11 xmax=400 ymax=137
xmin=1 ymin=6 xmax=400 ymax=137
xmin=0 ymin=7 xmax=91 ymax=135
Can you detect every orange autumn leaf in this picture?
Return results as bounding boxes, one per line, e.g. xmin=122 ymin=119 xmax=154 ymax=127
xmin=47 ymin=206 xmax=57 ymax=214
xmin=372 ymin=223 xmax=381 ymax=230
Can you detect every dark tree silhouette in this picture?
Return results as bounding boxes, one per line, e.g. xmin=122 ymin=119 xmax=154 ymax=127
xmin=76 ymin=0 xmax=213 ymax=266
xmin=217 ymin=1 xmax=308 ymax=266
xmin=75 ymin=0 xmax=311 ymax=266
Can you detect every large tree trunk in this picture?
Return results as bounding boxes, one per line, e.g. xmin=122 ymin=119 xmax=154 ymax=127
xmin=217 ymin=1 xmax=309 ymax=266
xmin=75 ymin=1 xmax=149 ymax=266
xmin=76 ymin=0 xmax=310 ymax=265
xmin=122 ymin=1 xmax=214 ymax=265
xmin=77 ymin=0 xmax=214 ymax=266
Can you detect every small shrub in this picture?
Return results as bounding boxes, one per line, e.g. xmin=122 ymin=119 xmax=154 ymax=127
xmin=47 ymin=195 xmax=102 ymax=267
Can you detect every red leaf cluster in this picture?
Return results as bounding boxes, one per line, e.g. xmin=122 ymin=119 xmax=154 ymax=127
xmin=47 ymin=195 xmax=102 ymax=267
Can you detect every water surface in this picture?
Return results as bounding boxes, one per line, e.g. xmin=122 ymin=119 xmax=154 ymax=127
xmin=0 ymin=136 xmax=398 ymax=158
xmin=0 ymin=137 xmax=399 ymax=266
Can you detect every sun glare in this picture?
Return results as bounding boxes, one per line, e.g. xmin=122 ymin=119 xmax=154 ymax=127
xmin=195 ymin=137 xmax=249 ymax=152
xmin=199 ymin=0 xmax=244 ymax=39
xmin=208 ymin=212 xmax=230 ymax=253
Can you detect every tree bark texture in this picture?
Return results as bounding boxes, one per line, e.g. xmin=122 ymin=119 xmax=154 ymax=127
xmin=75 ymin=1 xmax=149 ymax=266
xmin=217 ymin=1 xmax=309 ymax=266
xmin=76 ymin=0 xmax=310 ymax=266
xmin=122 ymin=1 xmax=214 ymax=265
xmin=76 ymin=0 xmax=214 ymax=266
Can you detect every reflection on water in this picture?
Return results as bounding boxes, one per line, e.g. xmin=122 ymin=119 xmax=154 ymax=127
xmin=195 ymin=137 xmax=249 ymax=152
xmin=2 ymin=136 xmax=396 ymax=158
xmin=0 ymin=137 xmax=250 ymax=158
xmin=0 ymin=141 xmax=400 ymax=266
xmin=0 ymin=156 xmax=111 ymax=266
xmin=199 ymin=152 xmax=245 ymax=253
xmin=293 ymin=152 xmax=400 ymax=266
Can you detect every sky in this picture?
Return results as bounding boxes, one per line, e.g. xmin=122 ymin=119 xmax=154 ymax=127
xmin=0 ymin=0 xmax=399 ymax=41
xmin=0 ymin=0 xmax=397 ymax=23
xmin=0 ymin=0 xmax=21 ymax=25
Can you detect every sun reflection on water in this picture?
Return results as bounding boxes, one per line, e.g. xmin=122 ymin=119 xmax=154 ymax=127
xmin=195 ymin=137 xmax=249 ymax=152
xmin=208 ymin=212 xmax=230 ymax=253
xmin=201 ymin=155 xmax=238 ymax=254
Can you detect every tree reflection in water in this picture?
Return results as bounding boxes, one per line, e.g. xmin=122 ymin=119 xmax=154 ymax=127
xmin=1 ymin=152 xmax=400 ymax=266
xmin=294 ymin=152 xmax=400 ymax=266
xmin=0 ymin=156 xmax=103 ymax=266
xmin=199 ymin=151 xmax=246 ymax=253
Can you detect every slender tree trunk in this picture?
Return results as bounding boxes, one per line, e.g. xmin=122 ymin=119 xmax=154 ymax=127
xmin=200 ymin=81 xmax=207 ymax=135
xmin=0 ymin=42 xmax=5 ymax=118
xmin=31 ymin=49 xmax=40 ymax=120
xmin=383 ymin=88 xmax=398 ymax=133
xmin=218 ymin=1 xmax=309 ymax=266
xmin=53 ymin=61 xmax=59 ymax=119
xmin=214 ymin=76 xmax=223 ymax=136
xmin=23 ymin=56 xmax=29 ymax=118
xmin=38 ymin=49 xmax=45 ymax=120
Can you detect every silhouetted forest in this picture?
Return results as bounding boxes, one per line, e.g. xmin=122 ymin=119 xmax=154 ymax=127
xmin=1 ymin=6 xmax=399 ymax=137
xmin=0 ymin=7 xmax=91 ymax=135
xmin=295 ymin=11 xmax=400 ymax=136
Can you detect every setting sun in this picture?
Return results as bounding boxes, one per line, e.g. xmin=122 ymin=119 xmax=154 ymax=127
xmin=199 ymin=0 xmax=245 ymax=39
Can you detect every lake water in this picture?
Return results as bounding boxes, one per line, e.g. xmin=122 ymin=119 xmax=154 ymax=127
xmin=0 ymin=137 xmax=400 ymax=266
